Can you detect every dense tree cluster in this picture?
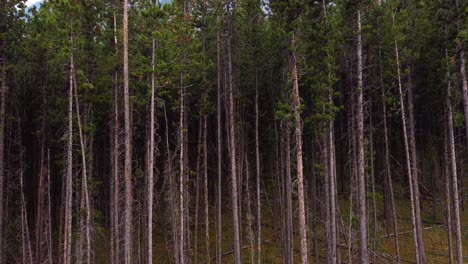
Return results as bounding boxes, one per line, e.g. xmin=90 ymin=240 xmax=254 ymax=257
xmin=0 ymin=0 xmax=467 ymax=263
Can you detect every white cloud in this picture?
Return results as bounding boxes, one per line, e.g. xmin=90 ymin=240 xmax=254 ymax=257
xmin=25 ymin=0 xmax=43 ymax=7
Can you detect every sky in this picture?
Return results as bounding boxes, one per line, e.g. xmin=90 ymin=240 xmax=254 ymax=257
xmin=25 ymin=0 xmax=171 ymax=6
xmin=25 ymin=0 xmax=43 ymax=7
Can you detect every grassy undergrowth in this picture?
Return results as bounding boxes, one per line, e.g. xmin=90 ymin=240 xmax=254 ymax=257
xmin=150 ymin=195 xmax=468 ymax=263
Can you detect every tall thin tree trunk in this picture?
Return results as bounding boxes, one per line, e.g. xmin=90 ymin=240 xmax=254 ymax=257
xmin=254 ymin=68 xmax=261 ymax=264
xmin=74 ymin=71 xmax=92 ymax=264
xmin=179 ymin=71 xmax=187 ymax=264
xmin=63 ymin=37 xmax=74 ymax=264
xmin=311 ymin=141 xmax=319 ymax=264
xmin=216 ymin=31 xmax=223 ymax=264
xmin=369 ymin=99 xmax=378 ymax=263
xmin=378 ymin=15 xmax=400 ymax=263
xmin=407 ymin=64 xmax=426 ymax=263
xmin=46 ymin=150 xmax=52 ymax=264
xmin=244 ymin=151 xmax=254 ymax=264
xmin=195 ymin=119 xmax=203 ymax=264
xmin=226 ymin=1 xmax=242 ymax=261
xmin=122 ymin=0 xmax=133 ymax=262
xmin=456 ymin=0 xmax=468 ymax=152
xmin=0 ymin=55 xmax=6 ymax=264
xmin=146 ymin=34 xmax=156 ymax=264
xmin=284 ymin=122 xmax=293 ymax=264
xmin=328 ymin=121 xmax=338 ymax=264
xmin=164 ymin=104 xmax=179 ymax=264
xmin=444 ymin=131 xmax=454 ymax=264
xmin=18 ymin=119 xmax=32 ymax=264
xmin=203 ymin=117 xmax=210 ymax=264
xmin=35 ymin=135 xmax=45 ymax=264
xmin=290 ymin=31 xmax=308 ymax=264
xmin=322 ymin=2 xmax=337 ymax=261
xmin=446 ymin=51 xmax=463 ymax=264
xmin=392 ymin=11 xmax=420 ymax=264
xmin=110 ymin=8 xmax=120 ymax=264
xmin=324 ymin=127 xmax=332 ymax=264
xmin=35 ymin=72 xmax=48 ymax=263
xmin=356 ymin=9 xmax=368 ymax=264
xmin=277 ymin=122 xmax=287 ymax=263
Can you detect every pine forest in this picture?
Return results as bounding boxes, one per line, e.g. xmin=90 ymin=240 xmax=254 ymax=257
xmin=0 ymin=0 xmax=468 ymax=263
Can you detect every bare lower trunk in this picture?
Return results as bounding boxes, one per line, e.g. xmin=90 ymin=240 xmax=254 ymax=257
xmin=110 ymin=9 xmax=120 ymax=264
xmin=244 ymin=152 xmax=254 ymax=264
xmin=216 ymin=32 xmax=223 ymax=264
xmin=284 ymin=122 xmax=293 ymax=264
xmin=203 ymin=117 xmax=210 ymax=263
xmin=46 ymin=151 xmax=52 ymax=264
xmin=147 ymin=35 xmax=156 ymax=264
xmin=195 ymin=119 xmax=202 ymax=264
xmin=63 ymin=41 xmax=74 ymax=264
xmin=407 ymin=65 xmax=426 ymax=263
xmin=382 ymin=75 xmax=400 ymax=264
xmin=226 ymin=5 xmax=242 ymax=262
xmin=328 ymin=121 xmax=337 ymax=264
xmin=164 ymin=104 xmax=179 ymax=264
xmin=378 ymin=15 xmax=400 ymax=262
xmin=35 ymin=144 xmax=45 ymax=264
xmin=254 ymin=68 xmax=261 ymax=264
xmin=324 ymin=129 xmax=332 ymax=263
xmin=446 ymin=52 xmax=463 ymax=264
xmin=18 ymin=122 xmax=32 ymax=264
xmin=73 ymin=69 xmax=92 ymax=264
xmin=0 ymin=55 xmax=6 ymax=264
xmin=322 ymin=2 xmax=337 ymax=261
xmin=179 ymin=71 xmax=188 ymax=264
xmin=459 ymin=44 xmax=468 ymax=146
xmin=392 ymin=12 xmax=420 ymax=263
xmin=122 ymin=0 xmax=133 ymax=262
xmin=356 ymin=10 xmax=368 ymax=264
xmin=290 ymin=32 xmax=308 ymax=264
xmin=35 ymin=78 xmax=47 ymax=263
xmin=369 ymin=99 xmax=378 ymax=263
xmin=444 ymin=131 xmax=454 ymax=264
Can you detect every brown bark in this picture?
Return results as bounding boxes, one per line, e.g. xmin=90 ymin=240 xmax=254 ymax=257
xmin=63 ymin=38 xmax=74 ymax=264
xmin=446 ymin=52 xmax=463 ymax=264
xmin=0 ymin=55 xmax=6 ymax=264
xmin=377 ymin=15 xmax=400 ymax=262
xmin=226 ymin=2 xmax=242 ymax=261
xmin=35 ymin=141 xmax=45 ymax=264
xmin=290 ymin=32 xmax=308 ymax=264
xmin=46 ymin=151 xmax=52 ymax=264
xmin=244 ymin=151 xmax=254 ymax=264
xmin=179 ymin=71 xmax=187 ymax=264
xmin=254 ymin=68 xmax=261 ymax=264
xmin=356 ymin=9 xmax=368 ymax=264
xmin=18 ymin=119 xmax=32 ymax=264
xmin=122 ymin=0 xmax=133 ymax=262
xmin=110 ymin=8 xmax=120 ymax=264
xmin=164 ymin=103 xmax=179 ymax=264
xmin=216 ymin=31 xmax=223 ymax=264
xmin=203 ymin=117 xmax=210 ymax=264
xmin=392 ymin=11 xmax=421 ymax=263
xmin=147 ymin=34 xmax=156 ymax=264
xmin=407 ymin=65 xmax=426 ymax=263
xmin=458 ymin=18 xmax=468 ymax=152
xmin=369 ymin=99 xmax=378 ymax=264
xmin=74 ymin=70 xmax=91 ymax=264
xmin=284 ymin=122 xmax=293 ymax=264
xmin=444 ymin=131 xmax=454 ymax=264
xmin=194 ymin=119 xmax=202 ymax=264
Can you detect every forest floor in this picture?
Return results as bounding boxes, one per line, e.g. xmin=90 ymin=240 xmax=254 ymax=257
xmin=147 ymin=189 xmax=468 ymax=264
